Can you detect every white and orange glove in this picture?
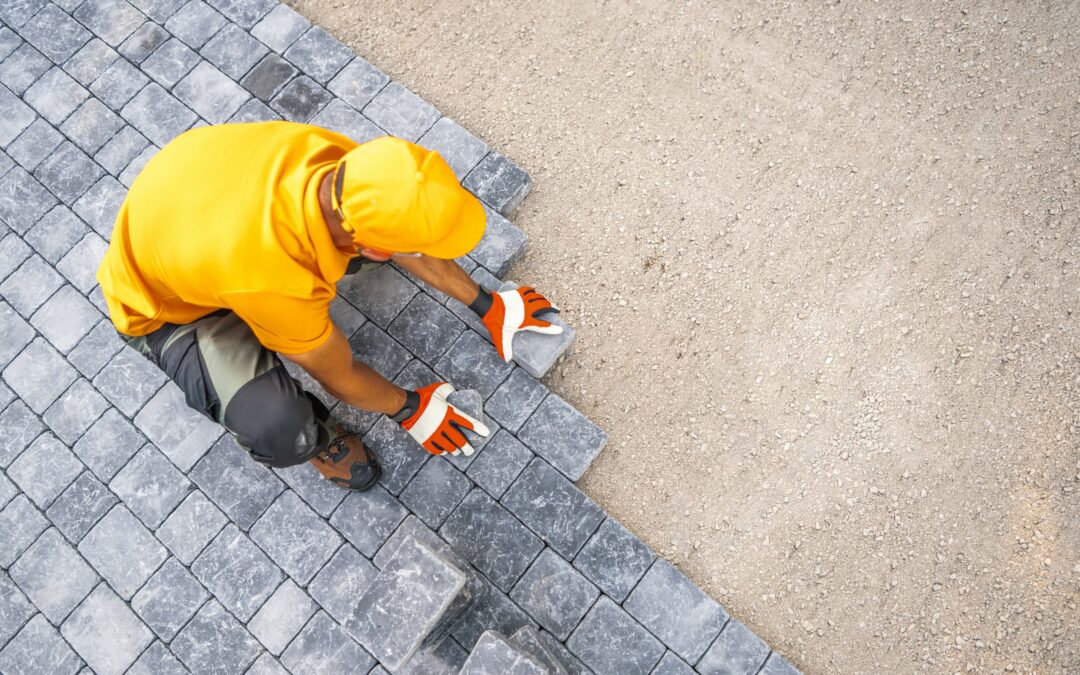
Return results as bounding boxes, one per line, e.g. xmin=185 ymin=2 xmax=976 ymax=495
xmin=396 ymin=382 xmax=490 ymax=456
xmin=471 ymin=286 xmax=563 ymax=362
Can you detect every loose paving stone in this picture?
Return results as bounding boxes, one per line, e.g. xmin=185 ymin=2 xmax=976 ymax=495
xmin=486 ymin=368 xmax=548 ymax=434
xmin=129 ymin=0 xmax=189 ymax=23
xmin=400 ymin=456 xmax=473 ymax=528
xmin=21 ymin=4 xmax=90 ymax=64
xmin=282 ymin=610 xmax=376 ymax=674
xmin=9 ymin=118 xmax=64 ymax=171
xmin=32 ymin=286 xmax=101 ymax=355
xmin=165 ymin=0 xmax=226 ymax=49
xmin=250 ymin=491 xmax=342 ymax=584
xmin=464 ymin=151 xmax=532 ymax=216
xmin=338 ymin=263 xmax=419 ymax=329
xmin=440 ymin=488 xmax=543 ymax=592
xmin=60 ymin=99 xmax=124 ymax=155
xmin=210 ymin=0 xmax=276 ymax=28
xmin=118 ymin=22 xmax=170 ymax=64
xmin=624 ymin=559 xmax=729 ymax=664
xmin=121 ymin=82 xmax=196 ymax=146
xmin=3 ymin=337 xmax=77 ymax=414
xmin=273 ymin=460 xmax=347 ymax=517
xmin=110 ymin=443 xmax=193 ymax=527
xmin=42 ymin=379 xmax=108 ymax=445
xmin=189 ymin=434 xmax=284 ymax=529
xmin=74 ymin=0 xmax=145 ymax=48
xmin=24 ymin=68 xmax=88 ymax=126
xmin=308 ymin=543 xmax=377 ymax=624
xmin=57 ymin=232 xmax=108 ymax=291
xmin=0 ymin=495 xmax=49 ymax=568
xmin=92 ymin=346 xmax=166 ymax=416
xmin=388 ymin=293 xmax=465 ymax=366
xmin=241 ymin=51 xmax=297 ymax=101
xmin=329 ymin=483 xmax=408 ymax=556
xmin=200 ymin=22 xmax=266 ymax=79
xmin=284 ymin=26 xmax=352 ymax=84
xmin=171 ymin=599 xmax=261 ymax=674
xmin=695 ymin=619 xmax=770 ymax=675
xmin=72 ymin=407 xmax=144 ymax=481
xmin=434 ymin=331 xmax=513 ymax=399
xmin=67 ymin=318 xmax=123 ymax=377
xmin=192 ymin=524 xmax=282 ymax=620
xmin=652 ymin=651 xmax=695 ymax=675
xmin=573 ymin=517 xmax=655 ymax=603
xmin=363 ymin=416 xmax=430 ymax=496
xmin=247 ymin=653 xmax=290 ymax=675
xmin=119 ymin=144 xmax=159 ymax=185
xmin=250 ymin=3 xmax=309 ymax=53
xmin=35 ymin=141 xmax=104 ymax=205
xmin=130 ymin=558 xmax=208 ymax=640
xmin=418 ymin=117 xmax=489 ymax=180
xmin=0 ymin=614 xmax=81 ymax=675
xmin=0 ymin=571 xmax=36 ymax=646
xmin=174 ymin=60 xmax=250 ymax=123
xmin=0 ymin=45 xmax=52 ymax=98
xmin=229 ymin=96 xmax=279 ymax=122
xmin=155 ymin=489 xmax=227 ymax=564
xmin=141 ymin=37 xmax=200 ymax=87
xmin=270 ymin=73 xmax=330 ymax=122
xmin=64 ymin=38 xmax=119 ymax=86
xmin=78 ymin=505 xmax=167 ymax=599
xmin=0 ymin=400 xmax=43 ymax=468
xmin=510 ymin=549 xmax=599 ymax=640
xmin=95 ymin=125 xmax=149 ymax=175
xmin=511 ymin=626 xmax=570 ymax=675
xmin=45 ymin=471 xmax=117 ymax=543
xmin=759 ymin=652 xmax=800 ymax=675
xmin=10 ymin=529 xmax=98 ymax=624
xmin=567 ymin=596 xmax=665 ymax=675
xmin=362 ymin=81 xmax=439 ymax=142
xmin=310 ymin=97 xmax=384 ymax=142
xmin=0 ymin=235 xmax=31 ymax=284
xmin=7 ymin=433 xmax=83 ymax=509
xmin=248 ymin=579 xmax=316 ymax=655
xmin=327 ymin=56 xmax=388 ymax=112
xmin=24 ymin=206 xmax=87 ymax=264
xmin=126 ymin=641 xmax=187 ymax=675
xmin=349 ymin=320 xmax=412 ymax=379
xmin=517 ymin=394 xmax=607 ymax=482
xmin=501 ymin=457 xmax=604 ymax=559
xmin=471 ymin=206 xmax=529 ymax=278
xmin=0 ymin=167 xmax=57 ymax=234
xmin=460 ymin=631 xmax=547 ymax=675
xmin=399 ymin=634 xmax=469 ymax=675
xmin=90 ymin=58 xmax=149 ymax=110
xmin=134 ymin=382 xmax=222 ymax=471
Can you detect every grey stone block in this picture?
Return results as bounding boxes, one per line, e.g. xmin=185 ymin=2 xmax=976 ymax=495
xmin=510 ymin=549 xmax=599 ymax=641
xmin=229 ymin=96 xmax=279 ymax=122
xmin=60 ymin=98 xmax=125 ymax=155
xmin=329 ymin=295 xmax=366 ymax=338
xmin=652 ymin=651 xmax=695 ymax=675
xmin=0 ymin=495 xmax=49 ymax=568
xmin=174 ymin=61 xmax=250 ymax=123
xmin=73 ymin=0 xmax=144 ymax=48
xmin=460 ymin=631 xmax=547 ymax=675
xmin=0 ymin=615 xmax=81 ymax=675
xmin=0 ymin=44 xmax=52 ymax=98
xmin=250 ymin=490 xmax=342 ymax=584
xmin=192 ymin=523 xmax=282 ymax=620
xmin=189 ymin=434 xmax=284 ymax=529
xmin=439 ymin=488 xmax=542 ymax=592
xmin=134 ymin=381 xmax=223 ymax=471
xmin=109 ymin=443 xmax=193 ymax=527
xmin=389 ymin=293 xmax=465 ymax=366
xmin=72 ymin=407 xmax=145 ymax=481
xmin=349 ymin=320 xmax=412 ymax=379
xmin=57 ymin=232 xmax=108 ymax=291
xmin=141 ymin=37 xmax=199 ymax=88
xmin=78 ymin=505 xmax=167 ymax=598
xmin=0 ymin=400 xmax=42 ymax=469
xmin=118 ymin=22 xmax=169 ymax=64
xmin=362 ymin=81 xmax=439 ymax=142
xmin=250 ymin=3 xmax=309 ymax=53
xmin=248 ymin=578 xmax=316 ymax=655
xmin=35 ymin=140 xmax=104 ymax=205
xmin=45 ymin=471 xmax=117 ymax=543
xmin=91 ymin=58 xmax=149 ymax=112
xmin=22 ymin=4 xmax=91 ymax=63
xmin=209 ymin=0 xmax=275 ymax=28
xmin=25 ymin=206 xmax=87 ymax=263
xmin=758 ymin=652 xmax=800 ymax=675
xmin=10 ymin=528 xmax=98 ymax=624
xmin=501 ymin=457 xmax=604 ymax=558
xmin=464 ymin=151 xmax=532 ymax=216
xmin=165 ymin=0 xmax=226 ymax=49
xmin=373 ymin=514 xmax=451 ymax=569
xmin=200 ymin=22 xmax=266 ymax=79
xmin=511 ymin=626 xmax=569 ymax=675
xmin=270 ymin=74 xmax=330 ymax=122
xmin=68 ymin=317 xmax=123 ymax=377
xmin=155 ymin=489 xmax=227 ymax=564
xmin=282 ymin=610 xmax=376 ymax=674
xmin=327 ymin=56 xmax=388 ymax=111
xmin=0 ymin=167 xmax=57 ymax=234
xmin=9 ymin=117 xmax=64 ymax=171
xmin=362 ymin=416 xmax=430 ymax=495
xmin=465 ymin=429 xmax=532 ymax=499
xmin=400 ymin=456 xmax=473 ymax=528
xmin=118 ymin=144 xmax=159 ymax=186
xmin=0 ymin=234 xmax=31 ymax=284
xmin=517 ymin=394 xmax=606 ymax=482
xmin=4 ymin=336 xmax=77 ymax=414
xmin=695 ymin=619 xmax=769 ymax=675
xmin=471 ymin=206 xmax=528 ymax=278
xmin=126 ymin=641 xmax=187 ymax=675
xmin=434 ymin=330 xmax=513 ymax=399
xmin=42 ymin=378 xmax=108 ymax=445
xmin=0 ymin=469 xmax=14 ymax=509
xmin=8 ymin=433 xmax=83 ymax=509
xmin=623 ymin=560 xmax=728 ymax=664
xmin=308 ymin=542 xmax=377 ymax=624
xmin=329 ymin=483 xmax=408 ymax=556
xmin=284 ymin=26 xmax=352 ymax=84
xmin=418 ymin=117 xmax=489 ymax=180
xmin=567 ymin=596 xmax=665 ymax=675
xmin=529 ymin=628 xmax=591 ymax=675
xmin=246 ymin=653 xmax=290 ymax=675
xmin=130 ymin=0 xmax=188 ymax=23
xmin=130 ymin=558 xmax=208 ymax=640
xmin=273 ymin=460 xmax=347 ymax=517
xmin=72 ymin=174 xmax=124 ymax=238
xmin=240 ymin=51 xmax=296 ymax=101
xmin=573 ymin=518 xmax=655 ymax=603
xmin=0 ymin=28 xmax=18 ymax=62
xmin=393 ymin=358 xmax=438 ymax=391
xmin=120 ymin=82 xmax=196 ymax=146
xmin=0 ymin=0 xmax=48 ymax=28
xmin=310 ymin=97 xmax=385 ymax=143
xmin=171 ymin=599 xmax=261 ymax=674
xmin=486 ymin=368 xmax=547 ymax=433
xmin=64 ymin=38 xmax=119 ymax=85
xmin=32 ymin=286 xmax=101 ymax=355
xmin=0 ymin=570 xmax=36 ymax=646
xmin=24 ymin=68 xmax=88 ymax=126
xmin=338 ymin=263 xmax=419 ymax=329
xmin=95 ymin=125 xmax=149 ymax=175
xmin=399 ymin=634 xmax=468 ymax=675
xmin=92 ymin=346 xmax=166 ymax=416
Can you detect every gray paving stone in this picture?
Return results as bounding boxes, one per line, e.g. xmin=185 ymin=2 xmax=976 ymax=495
xmin=400 ymin=455 xmax=472 ymax=528
xmin=121 ymin=82 xmax=196 ymax=146
xmin=310 ymin=97 xmax=384 ymax=143
xmin=199 ymin=22 xmax=265 ymax=79
xmin=171 ymin=599 xmax=261 ymax=674
xmin=695 ymin=619 xmax=769 ymax=675
xmin=78 ymin=505 xmax=167 ymax=599
xmin=517 ymin=394 xmax=607 ymax=482
xmin=440 ymin=488 xmax=542 ymax=592
xmin=460 ymin=631 xmax=547 ymax=675
xmin=241 ymin=51 xmax=296 ymax=101
xmin=110 ymin=443 xmax=193 ymax=527
xmin=327 ymin=57 xmax=388 ymax=112
xmin=118 ymin=143 xmax=159 ymax=186
xmin=60 ymin=99 xmax=124 ymax=155
xmin=270 ymin=73 xmax=330 ymax=122
xmin=758 ymin=652 xmax=800 ymax=675
xmin=10 ymin=528 xmax=98 ymax=624
xmin=126 ymin=641 xmax=187 ymax=675
xmin=134 ymin=381 xmax=223 ymax=471
xmin=24 ymin=206 xmax=87 ymax=264
xmin=141 ymin=37 xmax=199 ymax=87
xmin=3 ymin=336 xmax=77 ymax=414
xmin=652 ymin=651 xmax=695 ymax=675
xmin=57 ymin=233 xmax=108 ymax=293
xmin=0 ymin=167 xmax=57 ymax=234
xmin=0 ymin=495 xmax=49 ymax=568
xmin=67 ymin=317 xmax=123 ymax=377
xmin=419 ymin=117 xmax=489 ymax=181
xmin=624 ymin=560 xmax=728 ymax=664
xmin=0 ymin=28 xmax=18 ymax=62
xmin=329 ymin=483 xmax=408 ymax=556
xmin=363 ymin=416 xmax=430 ymax=496
xmin=0 ymin=45 xmax=52 ymax=98
xmin=94 ymin=125 xmax=148 ymax=175
xmin=165 ymin=0 xmax=226 ymax=49
xmin=35 ymin=141 xmax=104 ymax=205
xmin=284 ymin=26 xmax=352 ymax=84
xmin=393 ymin=358 xmax=438 ymax=392
xmin=155 ymin=489 xmax=227 ymax=564
xmin=398 ymin=634 xmax=469 ymax=675
xmin=24 ymin=68 xmax=88 ymax=126
xmin=0 ymin=614 xmax=81 ymax=675
xmin=130 ymin=558 xmax=208 ymax=640
xmin=191 ymin=523 xmax=282 ymax=620
xmin=282 ymin=610 xmax=376 ymax=675
xmin=73 ymin=0 xmax=142 ymax=49
xmin=130 ymin=0 xmax=188 ymax=23
xmin=72 ymin=407 xmax=144 ymax=480
xmin=248 ymin=578 xmax=316 ymax=655
xmin=573 ymin=517 xmax=655 ymax=603
xmin=389 ymin=293 xmax=465 ymax=366
xmin=64 ymin=38 xmax=119 ymax=85
xmin=307 ymin=542 xmax=377 ymax=624
xmin=9 ymin=117 xmax=64 ymax=171
xmin=510 ymin=626 xmax=569 ymax=675
xmin=0 ymin=234 xmax=31 ymax=285
xmin=251 ymin=3 xmax=309 ymax=53
xmin=329 ymin=295 xmax=365 ymax=337
xmin=362 ymin=81 xmax=439 ymax=142
xmin=434 ymin=330 xmax=513 ymax=399
xmin=486 ymin=368 xmax=548 ymax=434
xmin=0 ymin=469 xmax=14 ymax=509
xmin=250 ymin=490 xmax=341 ymax=584
xmin=31 ymin=286 xmax=101 ymax=355
xmin=21 ymin=4 xmax=91 ymax=64
xmin=0 ymin=570 xmax=36 ymax=646
xmin=91 ymin=57 xmax=149 ymax=110
xmin=209 ymin=0 xmax=275 ymax=28
xmin=118 ymin=22 xmax=170 ymax=64
xmin=466 ymin=430 xmax=532 ymax=500
xmin=348 ymin=320 xmax=411 ymax=379
xmin=229 ymin=96 xmax=280 ymax=122
xmin=0 ymin=0 xmax=48 ymax=29
xmin=273 ymin=461 xmax=347 ymax=517
xmin=464 ymin=151 xmax=532 ymax=216
xmin=338 ymin=263 xmax=419 ymax=329
xmin=0 ymin=400 xmax=44 ymax=468
xmin=92 ymin=346 xmax=166 ymax=416
xmin=45 ymin=471 xmax=117 ymax=543
xmin=189 ymin=434 xmax=284 ymax=529
xmin=174 ymin=60 xmax=250 ymax=123
xmin=7 ymin=433 xmax=83 ymax=509
xmin=247 ymin=653 xmax=290 ymax=675
xmin=42 ymin=378 xmax=107 ymax=445
xmin=567 ymin=596 xmax=665 ymax=675
xmin=471 ymin=206 xmax=529 ymax=278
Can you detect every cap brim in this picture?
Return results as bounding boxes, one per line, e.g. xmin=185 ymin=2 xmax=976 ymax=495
xmin=420 ymin=193 xmax=487 ymax=260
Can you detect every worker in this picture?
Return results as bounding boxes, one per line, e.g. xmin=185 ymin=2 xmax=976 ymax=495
xmin=96 ymin=121 xmax=561 ymax=491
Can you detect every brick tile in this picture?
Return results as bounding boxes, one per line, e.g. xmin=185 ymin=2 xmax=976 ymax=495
xmin=4 ymin=336 xmax=78 ymax=414
xmin=434 ymin=330 xmax=513 ymax=399
xmin=270 ymin=74 xmax=330 ymax=122
xmin=247 ymin=653 xmax=289 ymax=675
xmin=459 ymin=631 xmax=546 ymax=675
xmin=63 ymin=38 xmax=119 ymax=85
xmin=282 ymin=611 xmax=375 ymax=674
xmin=309 ymin=97 xmax=384 ymax=143
xmin=110 ymin=443 xmax=193 ymax=527
xmin=155 ymin=489 xmax=226 ymax=564
xmin=403 ymin=633 xmax=469 ymax=674
xmin=273 ymin=461 xmax=347 ymax=517
xmin=200 ymin=22 xmax=266 ymax=79
xmin=134 ymin=382 xmax=223 ymax=471
xmin=393 ymin=358 xmax=438 ymax=391
xmin=0 ymin=44 xmax=52 ymax=97
xmin=517 ymin=394 xmax=606 ymax=482
xmin=0 ymin=401 xmax=44 ymax=468
xmin=0 ymin=570 xmax=36 ymax=646
xmin=451 ymin=572 xmax=537 ymax=650
xmin=326 ymin=58 xmax=387 ymax=113
xmin=465 ymin=429 xmax=532 ymax=499
xmin=0 ymin=167 xmax=57 ymax=234
xmin=388 ymin=293 xmax=465 ymax=366
xmin=165 ymin=0 xmax=226 ymax=49
xmin=329 ymin=295 xmax=365 ymax=338
xmin=94 ymin=125 xmax=148 ymax=175
xmin=57 ymin=232 xmax=108 ymax=291
xmin=73 ymin=1 xmax=140 ymax=49
xmin=241 ymin=51 xmax=296 ymax=101
xmin=92 ymin=346 xmax=166 ymax=416
xmin=573 ymin=517 xmax=655 ymax=603
xmin=284 ymin=26 xmax=352 ymax=84
xmin=307 ymin=543 xmax=376 ymax=623
xmin=78 ymin=505 xmax=167 ymax=598
xmin=121 ymin=82 xmax=196 ymax=146
xmin=250 ymin=491 xmax=341 ymax=584
xmin=119 ymin=144 xmax=159 ymax=186
xmin=363 ymin=416 xmax=429 ymax=495
xmin=60 ymin=99 xmax=125 ymax=155
xmin=471 ymin=206 xmax=529 ymax=277
xmin=130 ymin=558 xmax=208 ymax=640
xmin=0 ymin=495 xmax=49 ymax=568
xmin=347 ymin=320 xmax=411 ymax=379
xmin=34 ymin=141 xmax=104 ymax=205
xmin=62 ymin=583 xmax=154 ymax=675
xmin=0 ymin=615 xmax=81 ymax=675
xmin=0 ymin=150 xmax=11 ymax=182
xmin=126 ymin=641 xmax=186 ymax=675
xmin=0 ymin=234 xmax=32 ymax=285
xmin=209 ymin=0 xmax=275 ymax=29
xmin=31 ymin=286 xmax=101 ymax=355
xmin=24 ymin=206 xmax=87 ymax=263
xmin=171 ymin=600 xmax=260 ymax=674
xmin=337 ymin=263 xmax=419 ymax=329
xmin=439 ymin=488 xmax=542 ymax=592
xmin=189 ymin=434 xmax=284 ymax=529
xmin=510 ymin=549 xmax=599 ymax=640
xmin=118 ymin=22 xmax=169 ymax=64
xmin=400 ymin=456 xmax=472 ymax=528
xmin=248 ymin=578 xmax=316 ymax=655
xmin=9 ymin=117 xmax=64 ymax=171
xmin=371 ymin=513 xmax=460 ymax=571
xmin=24 ymin=68 xmax=88 ymax=126
xmin=501 ymin=457 xmax=604 ymax=559
xmin=362 ymin=81 xmax=439 ymax=142
xmin=72 ymin=407 xmax=144 ymax=481
xmin=513 ymin=626 xmax=591 ymax=675
xmin=21 ymin=4 xmax=91 ymax=64
xmin=72 ymin=175 xmax=123 ymax=237
xmin=759 ymin=652 xmax=799 ymax=675
xmin=7 ymin=432 xmax=83 ymax=509
xmin=90 ymin=58 xmax=148 ymax=110
xmin=0 ymin=0 xmax=48 ymax=29
xmin=11 ymin=528 xmax=98 ymax=624
xmin=696 ymin=619 xmax=770 ymax=675
xmin=67 ymin=318 xmax=123 ymax=378
xmin=419 ymin=117 xmax=489 ymax=180
xmin=174 ymin=60 xmax=249 ymax=123
xmin=251 ymin=3 xmax=309 ymax=53
xmin=141 ymin=37 xmax=199 ymax=88
xmin=192 ymin=524 xmax=282 ymax=620
xmin=130 ymin=0 xmax=188 ymax=23
xmin=228 ymin=97 xmax=279 ymax=122
xmin=653 ymin=651 xmax=696 ymax=675
xmin=45 ymin=471 xmax=116 ymax=543
xmin=567 ymin=596 xmax=664 ymax=675
xmin=464 ymin=151 xmax=532 ymax=216
xmin=0 ymin=27 xmax=18 ymax=62
xmin=485 ymin=367 xmax=545 ymax=431
xmin=329 ymin=484 xmax=408 ymax=557
xmin=42 ymin=379 xmax=108 ymax=445
xmin=0 ymin=469 xmax=14 ymax=509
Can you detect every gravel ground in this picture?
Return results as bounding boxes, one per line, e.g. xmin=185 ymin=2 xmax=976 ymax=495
xmin=291 ymin=1 xmax=1079 ymax=672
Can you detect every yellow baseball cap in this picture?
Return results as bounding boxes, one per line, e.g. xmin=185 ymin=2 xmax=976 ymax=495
xmin=330 ymin=136 xmax=486 ymax=259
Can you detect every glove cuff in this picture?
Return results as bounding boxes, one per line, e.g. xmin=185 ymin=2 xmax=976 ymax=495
xmin=469 ymin=288 xmax=494 ymax=317
xmin=391 ymin=390 xmax=421 ymax=423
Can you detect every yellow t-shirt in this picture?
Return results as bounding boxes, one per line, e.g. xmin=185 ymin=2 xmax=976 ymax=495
xmin=97 ymin=121 xmax=355 ymax=354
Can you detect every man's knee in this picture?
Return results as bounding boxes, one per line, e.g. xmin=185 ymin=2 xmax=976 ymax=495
xmin=224 ymin=366 xmax=328 ymax=467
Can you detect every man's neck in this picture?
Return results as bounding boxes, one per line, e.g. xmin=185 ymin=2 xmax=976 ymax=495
xmin=318 ymin=171 xmax=356 ymax=252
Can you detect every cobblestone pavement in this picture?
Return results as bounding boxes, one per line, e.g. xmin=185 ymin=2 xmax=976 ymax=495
xmin=0 ymin=1 xmax=798 ymax=673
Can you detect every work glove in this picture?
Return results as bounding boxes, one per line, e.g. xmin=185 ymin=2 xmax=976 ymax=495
xmin=398 ymin=382 xmax=490 ymax=456
xmin=473 ymin=286 xmax=563 ymax=362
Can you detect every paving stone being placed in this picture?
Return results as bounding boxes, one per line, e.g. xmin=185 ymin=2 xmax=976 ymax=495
xmin=173 ymin=60 xmax=250 ymax=123
xmin=399 ymin=455 xmax=473 ymax=528
xmin=329 ymin=483 xmax=408 ymax=557
xmin=118 ymin=22 xmax=170 ymax=64
xmin=459 ymin=630 xmax=547 ymax=675
xmin=418 ymin=116 xmax=488 ymax=180
xmin=465 ymin=429 xmax=532 ymax=499
xmin=248 ymin=579 xmax=317 ymax=655
xmin=109 ymin=443 xmax=193 ymax=528
xmin=327 ymin=56 xmax=388 ymax=111
xmin=573 ymin=517 xmax=655 ymax=603
xmin=165 ymin=0 xmax=227 ymax=49
xmin=71 ymin=407 xmax=144 ymax=481
xmin=42 ymin=378 xmax=108 ymax=445
xmin=192 ymin=523 xmax=283 ymax=621
xmin=133 ymin=381 xmax=223 ymax=471
xmin=363 ymin=416 xmax=430 ymax=496
xmin=501 ymin=457 xmax=604 ymax=559
xmin=250 ymin=490 xmax=342 ymax=584
xmin=0 ymin=570 xmax=36 ymax=647
xmin=120 ymin=82 xmax=197 ymax=147
xmin=517 ymin=394 xmax=607 ymax=482
xmin=270 ymin=73 xmax=330 ymax=122
xmin=7 ymin=432 xmax=84 ymax=509
xmin=281 ymin=610 xmax=376 ymax=675
xmin=9 ymin=117 xmax=65 ymax=171
xmin=21 ymin=4 xmax=91 ymax=64
xmin=0 ymin=614 xmax=82 ymax=675
xmin=695 ymin=619 xmax=770 ymax=675
xmin=171 ymin=599 xmax=261 ymax=674
xmin=199 ymin=21 xmax=267 ymax=79
xmin=283 ymin=26 xmax=352 ymax=84
xmin=92 ymin=346 xmax=166 ymax=416
xmin=464 ymin=151 xmax=532 ymax=216
xmin=362 ymin=81 xmax=439 ymax=142
xmin=155 ymin=489 xmax=228 ymax=564
xmin=24 ymin=206 xmax=87 ymax=264
xmin=567 ymin=596 xmax=665 ymax=675
xmin=511 ymin=306 xmax=574 ymax=380
xmin=434 ymin=330 xmax=514 ymax=399
xmin=78 ymin=505 xmax=167 ymax=599
xmin=307 ymin=543 xmax=377 ymax=624
xmin=250 ymin=3 xmax=309 ymax=53
xmin=388 ymin=293 xmax=465 ymax=366
xmin=0 ymin=167 xmax=57 ymax=234
xmin=126 ymin=641 xmax=187 ymax=675
xmin=45 ymin=471 xmax=117 ymax=543
xmin=130 ymin=558 xmax=209 ymax=641
xmin=510 ymin=625 xmax=569 ymax=675
xmin=73 ymin=0 xmax=145 ymax=48
xmin=349 ymin=320 xmax=412 ymax=379
xmin=189 ymin=434 xmax=285 ymax=529
xmin=10 ymin=528 xmax=98 ymax=625
xmin=652 ymin=651 xmax=696 ymax=675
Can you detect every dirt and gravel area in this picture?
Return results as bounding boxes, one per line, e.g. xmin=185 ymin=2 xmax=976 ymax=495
xmin=291 ymin=1 xmax=1078 ymax=672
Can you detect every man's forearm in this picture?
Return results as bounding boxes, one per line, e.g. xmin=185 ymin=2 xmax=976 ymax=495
xmin=317 ymin=359 xmax=408 ymax=416
xmin=394 ymin=254 xmax=480 ymax=306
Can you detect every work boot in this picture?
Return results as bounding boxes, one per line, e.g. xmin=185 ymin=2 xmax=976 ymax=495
xmin=310 ymin=426 xmax=381 ymax=491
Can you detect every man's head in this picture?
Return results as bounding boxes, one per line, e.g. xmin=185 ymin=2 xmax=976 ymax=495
xmin=330 ymin=137 xmax=485 ymax=261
